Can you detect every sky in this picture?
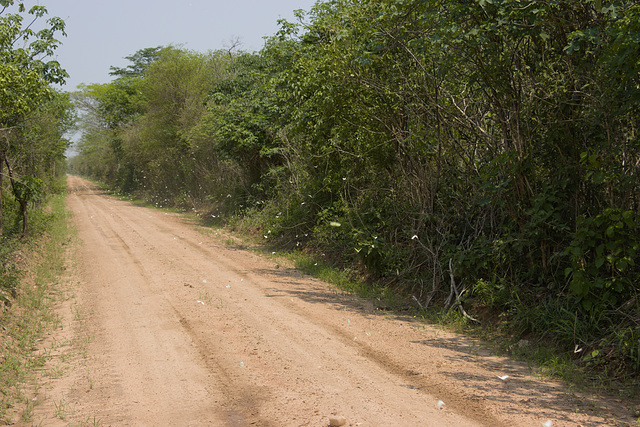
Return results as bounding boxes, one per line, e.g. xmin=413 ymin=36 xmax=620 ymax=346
xmin=32 ymin=0 xmax=318 ymax=90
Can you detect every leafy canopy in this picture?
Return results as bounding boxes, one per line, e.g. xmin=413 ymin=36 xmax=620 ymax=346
xmin=0 ymin=0 xmax=67 ymax=126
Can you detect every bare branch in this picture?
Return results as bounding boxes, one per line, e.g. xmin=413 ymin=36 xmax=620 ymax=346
xmin=448 ymin=258 xmax=480 ymax=324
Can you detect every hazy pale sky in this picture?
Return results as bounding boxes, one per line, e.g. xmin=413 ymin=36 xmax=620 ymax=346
xmin=34 ymin=0 xmax=318 ymax=90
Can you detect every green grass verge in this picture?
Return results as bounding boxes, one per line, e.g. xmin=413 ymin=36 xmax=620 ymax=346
xmin=0 ymin=193 xmax=73 ymax=424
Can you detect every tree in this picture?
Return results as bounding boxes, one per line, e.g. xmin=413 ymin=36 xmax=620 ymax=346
xmin=109 ymin=46 xmax=162 ymax=78
xmin=204 ymin=53 xmax=283 ymax=194
xmin=0 ymin=0 xmax=67 ymax=236
xmin=71 ymin=47 xmax=236 ymax=205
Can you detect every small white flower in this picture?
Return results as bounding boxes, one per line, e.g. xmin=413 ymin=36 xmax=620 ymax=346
xmin=437 ymin=400 xmax=445 ymax=409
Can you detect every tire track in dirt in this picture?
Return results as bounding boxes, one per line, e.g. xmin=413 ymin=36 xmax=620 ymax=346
xmin=70 ymin=179 xmax=275 ymax=426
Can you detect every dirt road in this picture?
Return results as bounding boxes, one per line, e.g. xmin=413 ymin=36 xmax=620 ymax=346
xmin=28 ymin=176 xmax=632 ymax=426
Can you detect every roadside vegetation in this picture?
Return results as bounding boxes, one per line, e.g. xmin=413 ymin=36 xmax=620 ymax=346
xmin=0 ymin=1 xmax=75 ymax=422
xmin=68 ymin=0 xmax=640 ymax=392
xmin=0 ymin=191 xmax=72 ymax=423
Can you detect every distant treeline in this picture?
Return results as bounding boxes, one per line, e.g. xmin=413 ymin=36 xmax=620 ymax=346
xmin=69 ymin=1 xmax=640 ymax=378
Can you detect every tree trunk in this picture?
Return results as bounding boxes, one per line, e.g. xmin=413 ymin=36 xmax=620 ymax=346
xmin=0 ymin=131 xmax=10 ymax=238
xmin=2 ymin=152 xmax=28 ymax=237
xmin=19 ymin=199 xmax=27 ymax=236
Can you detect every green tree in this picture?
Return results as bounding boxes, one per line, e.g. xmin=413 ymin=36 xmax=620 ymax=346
xmin=122 ymin=47 xmax=231 ymax=202
xmin=203 ymin=53 xmax=283 ymax=197
xmin=71 ymin=47 xmax=236 ymax=208
xmin=71 ymin=47 xmax=159 ymax=190
xmin=0 ymin=0 xmax=67 ymax=236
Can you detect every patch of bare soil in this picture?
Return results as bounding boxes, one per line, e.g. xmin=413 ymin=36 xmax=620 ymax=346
xmin=23 ymin=176 xmax=635 ymax=426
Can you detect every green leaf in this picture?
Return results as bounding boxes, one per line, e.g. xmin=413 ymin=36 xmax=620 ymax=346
xmin=595 ymin=257 xmax=605 ymax=268
xmin=605 ymin=225 xmax=615 ymax=237
xmin=615 ymin=258 xmax=628 ymax=272
xmin=593 ymin=171 xmax=605 ymax=184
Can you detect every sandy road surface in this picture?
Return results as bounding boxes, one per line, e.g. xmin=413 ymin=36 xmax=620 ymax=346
xmin=26 ymin=176 xmax=633 ymax=426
